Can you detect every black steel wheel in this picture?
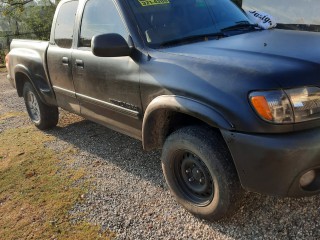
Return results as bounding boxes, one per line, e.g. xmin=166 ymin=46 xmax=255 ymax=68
xmin=161 ymin=126 xmax=244 ymax=221
xmin=173 ymin=151 xmax=214 ymax=206
xmin=23 ymin=82 xmax=59 ymax=130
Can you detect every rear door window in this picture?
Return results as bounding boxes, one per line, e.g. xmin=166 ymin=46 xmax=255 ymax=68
xmin=54 ymin=0 xmax=79 ymax=48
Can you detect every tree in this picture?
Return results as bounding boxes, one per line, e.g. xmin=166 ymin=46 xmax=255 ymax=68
xmin=0 ymin=0 xmax=58 ymax=40
xmin=22 ymin=3 xmax=57 ymax=40
xmin=1 ymin=1 xmax=35 ymax=16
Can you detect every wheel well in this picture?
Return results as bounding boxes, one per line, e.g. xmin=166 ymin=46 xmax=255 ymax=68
xmin=15 ymin=72 xmax=30 ymax=97
xmin=166 ymin=111 xmax=206 ymax=137
xmin=143 ymin=109 xmax=220 ymax=150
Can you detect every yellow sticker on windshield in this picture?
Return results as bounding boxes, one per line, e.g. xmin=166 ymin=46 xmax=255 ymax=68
xmin=138 ymin=0 xmax=170 ymax=7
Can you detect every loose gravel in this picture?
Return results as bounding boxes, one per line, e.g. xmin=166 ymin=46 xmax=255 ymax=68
xmin=1 ymin=72 xmax=320 ymax=239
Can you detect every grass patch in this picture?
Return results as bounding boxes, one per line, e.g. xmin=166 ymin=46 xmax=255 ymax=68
xmin=0 ymin=112 xmax=26 ymax=121
xmin=0 ymin=126 xmax=115 ymax=239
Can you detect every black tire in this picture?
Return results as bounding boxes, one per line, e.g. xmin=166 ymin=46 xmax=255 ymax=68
xmin=23 ymin=82 xmax=59 ymax=130
xmin=161 ymin=126 xmax=244 ymax=221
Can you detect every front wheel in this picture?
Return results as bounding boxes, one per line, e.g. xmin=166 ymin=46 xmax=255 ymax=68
xmin=23 ymin=82 xmax=59 ymax=130
xmin=161 ymin=126 xmax=244 ymax=221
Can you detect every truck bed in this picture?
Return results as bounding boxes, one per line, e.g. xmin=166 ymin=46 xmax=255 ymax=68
xmin=8 ymin=39 xmax=56 ymax=106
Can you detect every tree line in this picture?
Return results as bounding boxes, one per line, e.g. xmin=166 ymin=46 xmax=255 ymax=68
xmin=0 ymin=0 xmax=59 ymax=44
xmin=0 ymin=0 xmax=60 ymax=64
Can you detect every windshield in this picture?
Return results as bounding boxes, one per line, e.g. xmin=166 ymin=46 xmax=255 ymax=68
xmin=127 ymin=0 xmax=252 ymax=47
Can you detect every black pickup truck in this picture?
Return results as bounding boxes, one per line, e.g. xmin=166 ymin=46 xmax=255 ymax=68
xmin=6 ymin=0 xmax=320 ymax=220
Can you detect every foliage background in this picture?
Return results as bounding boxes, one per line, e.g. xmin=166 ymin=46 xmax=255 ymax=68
xmin=0 ymin=0 xmax=59 ymax=63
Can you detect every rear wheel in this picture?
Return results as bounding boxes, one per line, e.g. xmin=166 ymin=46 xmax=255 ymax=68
xmin=161 ymin=126 xmax=243 ymax=220
xmin=23 ymin=82 xmax=59 ymax=130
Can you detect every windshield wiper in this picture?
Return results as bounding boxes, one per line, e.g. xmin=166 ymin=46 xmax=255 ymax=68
xmin=222 ymin=21 xmax=261 ymax=32
xmin=160 ymin=32 xmax=228 ymax=47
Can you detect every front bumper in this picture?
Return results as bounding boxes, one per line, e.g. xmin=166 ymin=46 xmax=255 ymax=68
xmin=221 ymin=128 xmax=320 ymax=197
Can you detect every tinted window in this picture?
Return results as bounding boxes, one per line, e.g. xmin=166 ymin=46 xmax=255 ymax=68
xmin=54 ymin=1 xmax=79 ymax=48
xmin=79 ymin=0 xmax=128 ymax=47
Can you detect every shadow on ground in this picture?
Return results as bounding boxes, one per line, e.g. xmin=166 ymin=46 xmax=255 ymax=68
xmin=46 ymin=116 xmax=320 ymax=239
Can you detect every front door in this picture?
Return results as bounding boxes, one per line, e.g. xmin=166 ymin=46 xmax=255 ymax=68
xmin=72 ymin=0 xmax=142 ymax=139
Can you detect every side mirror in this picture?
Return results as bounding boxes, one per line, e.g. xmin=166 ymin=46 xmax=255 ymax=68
xmin=91 ymin=33 xmax=131 ymax=57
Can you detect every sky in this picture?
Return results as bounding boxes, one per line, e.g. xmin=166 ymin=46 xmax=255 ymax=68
xmin=243 ymin=0 xmax=320 ymax=24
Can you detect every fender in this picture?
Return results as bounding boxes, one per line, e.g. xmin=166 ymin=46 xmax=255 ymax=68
xmin=142 ymin=95 xmax=234 ymax=150
xmin=14 ymin=64 xmax=57 ymax=106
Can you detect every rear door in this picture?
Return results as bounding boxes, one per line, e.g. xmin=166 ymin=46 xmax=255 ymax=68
xmin=47 ymin=0 xmax=80 ymax=113
xmin=72 ymin=0 xmax=142 ymax=139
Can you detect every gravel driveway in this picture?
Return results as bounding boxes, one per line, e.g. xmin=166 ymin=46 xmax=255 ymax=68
xmin=1 ymin=72 xmax=320 ymax=239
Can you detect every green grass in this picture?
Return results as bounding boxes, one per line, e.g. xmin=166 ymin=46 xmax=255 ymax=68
xmin=0 ymin=125 xmax=115 ymax=239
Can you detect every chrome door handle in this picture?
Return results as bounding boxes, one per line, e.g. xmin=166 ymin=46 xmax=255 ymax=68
xmin=75 ymin=59 xmax=84 ymax=68
xmin=62 ymin=57 xmax=69 ymax=66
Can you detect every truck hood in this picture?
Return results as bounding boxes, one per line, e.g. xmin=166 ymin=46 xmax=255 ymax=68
xmin=160 ymin=29 xmax=320 ymax=64
xmin=158 ymin=29 xmax=320 ymax=88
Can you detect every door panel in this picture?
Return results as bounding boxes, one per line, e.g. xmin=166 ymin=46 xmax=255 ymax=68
xmin=71 ymin=0 xmax=142 ymax=138
xmin=47 ymin=0 xmax=79 ymax=113
xmin=48 ymin=46 xmax=79 ymax=112
xmin=72 ymin=49 xmax=142 ymax=139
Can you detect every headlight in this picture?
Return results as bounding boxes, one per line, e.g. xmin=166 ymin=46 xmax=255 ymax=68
xmin=249 ymin=87 xmax=320 ymax=123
